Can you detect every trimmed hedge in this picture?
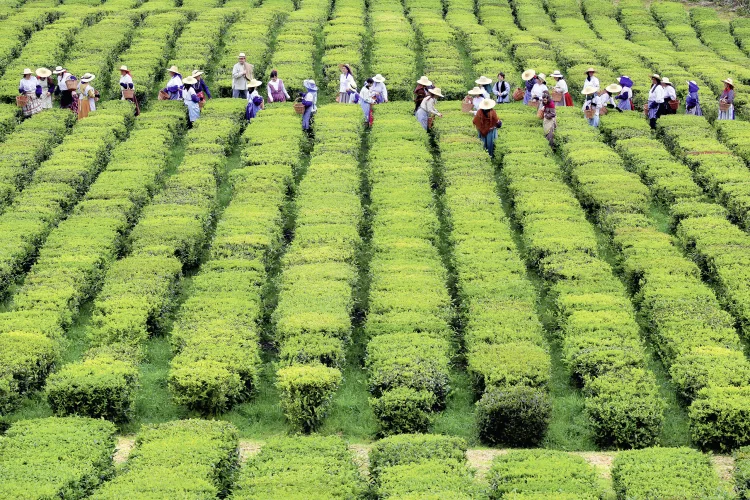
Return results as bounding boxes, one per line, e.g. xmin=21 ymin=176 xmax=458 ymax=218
xmin=486 ymin=449 xmax=601 ymax=499
xmin=612 ymin=447 xmax=721 ymax=499
xmin=434 ymin=108 xmax=550 ymax=446
xmin=232 ymin=435 xmax=366 ymax=499
xmin=0 ymin=9 xmax=56 ymax=75
xmin=90 ymin=419 xmax=239 ymax=499
xmin=735 ymin=445 xmax=750 ymax=498
xmin=0 ymin=417 xmax=116 ymax=499
xmin=272 ymin=105 xmax=361 ymax=430
xmin=365 ymin=104 xmax=453 ymax=435
xmin=370 ymin=0 xmax=417 ymax=100
xmin=322 ymin=0 xmax=365 ymax=95
xmin=370 ymin=434 xmax=479 ymax=498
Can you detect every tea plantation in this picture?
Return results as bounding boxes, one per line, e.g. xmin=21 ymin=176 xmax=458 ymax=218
xmin=3 ymin=0 xmax=750 ymax=496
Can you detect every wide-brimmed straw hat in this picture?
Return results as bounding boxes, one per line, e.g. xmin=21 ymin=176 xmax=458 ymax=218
xmin=417 ymin=75 xmax=431 ymax=86
xmin=522 ymin=69 xmax=536 ymax=81
xmin=605 ymin=83 xmax=622 ymax=94
xmin=581 ymin=86 xmax=597 ymax=95
xmin=468 ymin=86 xmax=484 ymax=96
xmin=192 ymin=70 xmax=204 ymax=78
xmin=550 ymin=70 xmax=563 ymax=78
xmin=182 ymin=76 xmax=197 ymax=85
xmin=36 ymin=67 xmax=51 ymax=78
xmin=428 ymin=87 xmax=443 ymax=97
xmin=247 ymin=78 xmax=262 ymax=88
xmin=339 ymin=63 xmax=351 ymax=72
xmin=238 ymin=53 xmax=246 ymax=58
xmin=476 ymin=75 xmax=492 ymax=85
xmin=585 ymin=67 xmax=596 ymax=74
xmin=661 ymin=77 xmax=672 ymax=86
xmin=651 ymin=74 xmax=661 ymax=81
xmin=53 ymin=66 xmax=65 ymax=74
xmin=723 ymin=77 xmax=734 ymax=87
xmin=373 ymin=74 xmax=386 ymax=83
xmin=167 ymin=65 xmax=179 ymax=74
xmin=22 ymin=68 xmax=32 ymax=75
xmin=119 ymin=65 xmax=128 ymax=72
xmin=478 ymin=98 xmax=496 ymax=110
xmin=537 ymin=73 xmax=546 ymax=83
xmin=80 ymin=73 xmax=95 ymax=83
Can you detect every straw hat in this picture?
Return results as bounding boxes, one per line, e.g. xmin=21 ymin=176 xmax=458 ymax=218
xmin=36 ymin=67 xmax=51 ymax=78
xmin=476 ymin=75 xmax=492 ymax=85
xmin=192 ymin=70 xmax=204 ymax=78
xmin=428 ymin=87 xmax=443 ymax=97
xmin=478 ymin=98 xmax=496 ymax=110
xmin=723 ymin=77 xmax=734 ymax=87
xmin=468 ymin=86 xmax=484 ymax=96
xmin=537 ymin=73 xmax=546 ymax=83
xmin=585 ymin=67 xmax=596 ymax=74
xmin=651 ymin=74 xmax=661 ymax=81
xmin=581 ymin=86 xmax=597 ymax=95
xmin=238 ymin=53 xmax=246 ymax=58
xmin=522 ymin=69 xmax=536 ymax=81
xmin=119 ymin=65 xmax=128 ymax=72
xmin=417 ymin=75 xmax=431 ymax=86
xmin=80 ymin=73 xmax=95 ymax=83
xmin=53 ymin=66 xmax=65 ymax=74
xmin=373 ymin=74 xmax=386 ymax=83
xmin=605 ymin=83 xmax=622 ymax=94
xmin=167 ymin=65 xmax=179 ymax=74
xmin=247 ymin=78 xmax=262 ymax=88
xmin=339 ymin=63 xmax=351 ymax=72
xmin=661 ymin=77 xmax=672 ymax=85
xmin=22 ymin=68 xmax=32 ymax=75
xmin=550 ymin=70 xmax=563 ymax=78
xmin=182 ymin=76 xmax=197 ymax=85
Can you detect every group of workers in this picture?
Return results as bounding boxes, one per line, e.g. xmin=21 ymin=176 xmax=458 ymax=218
xmin=18 ymin=66 xmax=113 ymax=119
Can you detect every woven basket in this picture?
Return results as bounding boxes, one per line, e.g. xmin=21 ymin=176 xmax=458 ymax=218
xmin=158 ymin=90 xmax=169 ymax=101
xmin=551 ymin=90 xmax=563 ymax=102
xmin=293 ymin=100 xmax=305 ymax=115
xmin=600 ymin=107 xmax=608 ymax=116
xmin=15 ymin=95 xmax=28 ymax=107
xmin=461 ymin=98 xmax=473 ymax=113
xmin=719 ymin=100 xmax=731 ymax=112
xmin=527 ymin=99 xmax=539 ymax=107
xmin=584 ymin=108 xmax=596 ymax=119
xmin=668 ymin=99 xmax=680 ymax=110
xmin=65 ymin=80 xmax=78 ymax=90
xmin=122 ymin=89 xmax=135 ymax=99
xmin=512 ymin=88 xmax=524 ymax=101
xmin=643 ymin=103 xmax=649 ymax=115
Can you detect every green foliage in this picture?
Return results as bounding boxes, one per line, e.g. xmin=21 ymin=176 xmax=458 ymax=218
xmin=90 ymin=420 xmax=239 ymax=499
xmin=476 ymin=385 xmax=551 ymax=447
xmin=370 ymin=0 xmax=417 ymax=99
xmin=612 ymin=447 xmax=722 ymax=499
xmin=232 ymin=435 xmax=366 ymax=499
xmin=734 ymin=446 xmax=750 ymax=499
xmin=690 ymin=386 xmax=750 ymax=451
xmin=276 ymin=364 xmax=342 ymax=433
xmin=0 ymin=331 xmax=57 ymax=413
xmin=371 ymin=387 xmax=436 ymax=435
xmin=46 ymin=356 xmax=139 ymax=422
xmin=0 ymin=417 xmax=116 ymax=499
xmin=486 ymin=449 xmax=601 ymax=499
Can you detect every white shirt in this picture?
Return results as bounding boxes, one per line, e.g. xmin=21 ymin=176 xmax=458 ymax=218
xmin=553 ymin=79 xmax=568 ymax=94
xmin=371 ymin=81 xmax=387 ymax=101
xmin=119 ymin=73 xmax=133 ymax=89
xmin=80 ymin=82 xmax=96 ymax=111
xmin=648 ymin=84 xmax=664 ymax=103
xmin=419 ymin=95 xmax=439 ymax=115
xmin=232 ymin=62 xmax=250 ymax=90
xmin=663 ymin=85 xmax=676 ymax=101
xmin=360 ymin=86 xmax=375 ymax=104
xmin=304 ymin=90 xmax=317 ymax=112
xmin=57 ymin=72 xmax=71 ymax=90
xmin=480 ymin=88 xmax=490 ymax=99
xmin=339 ymin=73 xmax=356 ymax=93
xmin=19 ymin=76 xmax=38 ymax=93
xmin=530 ymin=83 xmax=548 ymax=100
xmin=583 ymin=76 xmax=600 ymax=91
xmin=582 ymin=96 xmax=601 ymax=115
xmin=167 ymin=74 xmax=182 ymax=92
xmin=247 ymin=88 xmax=260 ymax=103
xmin=493 ymin=81 xmax=509 ymax=99
xmin=267 ymin=79 xmax=290 ymax=101
xmin=183 ymin=86 xmax=196 ymax=104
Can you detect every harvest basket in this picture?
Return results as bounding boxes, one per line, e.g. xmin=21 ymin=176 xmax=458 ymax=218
xmin=668 ymin=99 xmax=680 ymax=111
xmin=527 ymin=99 xmax=539 ymax=107
xmin=512 ymin=88 xmax=524 ymax=101
xmin=293 ymin=99 xmax=305 ymax=115
xmin=600 ymin=107 xmax=608 ymax=116
xmin=584 ymin=108 xmax=596 ymax=119
xmin=719 ymin=100 xmax=731 ymax=112
xmin=551 ymin=90 xmax=563 ymax=102
xmin=65 ymin=80 xmax=78 ymax=90
xmin=122 ymin=89 xmax=135 ymax=99
xmin=158 ymin=90 xmax=169 ymax=101
xmin=15 ymin=95 xmax=28 ymax=107
xmin=643 ymin=103 xmax=649 ymax=115
xmin=461 ymin=97 xmax=473 ymax=113
xmin=536 ymin=108 xmax=544 ymax=119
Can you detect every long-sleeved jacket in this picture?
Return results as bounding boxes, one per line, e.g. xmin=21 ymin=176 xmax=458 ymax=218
xmin=232 ymin=62 xmax=253 ymax=91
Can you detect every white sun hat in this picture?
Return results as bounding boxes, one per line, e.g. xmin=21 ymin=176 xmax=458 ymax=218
xmin=478 ymin=98 xmax=496 ymax=110
xmin=468 ymin=86 xmax=484 ymax=96
xmin=475 ymin=75 xmax=492 ymax=85
xmin=373 ymin=74 xmax=386 ymax=83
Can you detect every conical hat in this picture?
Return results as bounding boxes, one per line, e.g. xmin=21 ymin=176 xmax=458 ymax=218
xmin=478 ymin=98 xmax=496 ymax=110
xmin=522 ymin=69 xmax=536 ymax=81
xmin=467 ymin=86 xmax=484 ymax=96
xmin=475 ymin=75 xmax=492 ymax=85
